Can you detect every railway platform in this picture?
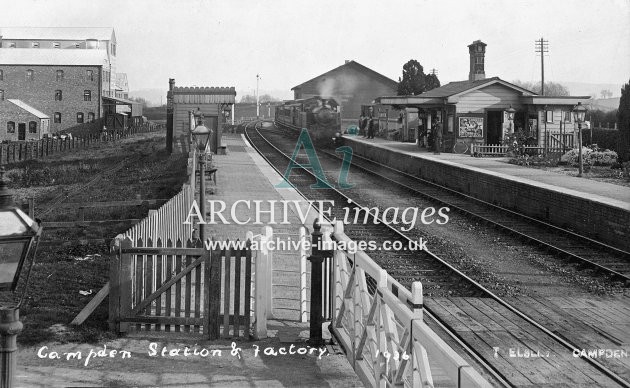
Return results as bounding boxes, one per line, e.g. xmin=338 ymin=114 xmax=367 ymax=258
xmin=16 ymin=132 xmax=363 ymax=388
xmin=341 ymin=135 xmax=630 ymax=250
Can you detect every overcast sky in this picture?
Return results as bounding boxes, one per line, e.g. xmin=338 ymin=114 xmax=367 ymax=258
xmin=1 ymin=0 xmax=628 ymax=100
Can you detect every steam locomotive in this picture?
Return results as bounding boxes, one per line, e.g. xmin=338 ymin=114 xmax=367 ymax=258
xmin=274 ymin=96 xmax=341 ymax=144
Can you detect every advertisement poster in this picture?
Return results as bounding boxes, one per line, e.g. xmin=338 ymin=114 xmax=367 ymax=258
xmin=1 ymin=1 xmax=628 ymax=387
xmin=458 ymin=117 xmax=484 ymax=138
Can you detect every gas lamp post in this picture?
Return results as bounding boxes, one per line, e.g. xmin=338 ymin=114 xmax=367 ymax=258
xmin=190 ymin=116 xmax=213 ymax=240
xmin=0 ymin=167 xmax=41 ymax=388
xmin=572 ymin=102 xmax=588 ymax=177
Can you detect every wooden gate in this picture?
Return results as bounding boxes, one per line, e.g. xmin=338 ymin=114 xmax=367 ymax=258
xmin=109 ymin=237 xmax=252 ymax=339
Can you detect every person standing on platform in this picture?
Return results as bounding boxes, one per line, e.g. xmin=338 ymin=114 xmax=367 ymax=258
xmin=366 ymin=107 xmax=375 ymax=139
xmin=418 ymin=120 xmax=426 ymax=148
xmin=434 ymin=121 xmax=443 ymax=154
xmin=360 ymin=114 xmax=369 ymax=138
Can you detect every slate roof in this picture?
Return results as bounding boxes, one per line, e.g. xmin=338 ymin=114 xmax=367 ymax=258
xmin=171 ymin=86 xmax=236 ymax=95
xmin=0 ymin=27 xmax=114 ymax=41
xmin=418 ymin=77 xmax=535 ymax=98
xmin=292 ymin=60 xmax=398 ymax=90
xmin=0 ymin=48 xmax=109 ymax=66
xmin=7 ymin=99 xmax=49 ymax=119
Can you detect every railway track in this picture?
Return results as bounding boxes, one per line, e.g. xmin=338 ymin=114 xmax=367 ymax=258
xmin=246 ymin=121 xmax=630 ymax=387
xmin=273 ymin=125 xmax=630 ymax=285
xmin=321 ymin=146 xmax=630 ymax=285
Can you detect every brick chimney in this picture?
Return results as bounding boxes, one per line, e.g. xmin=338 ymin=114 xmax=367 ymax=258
xmin=468 ymin=40 xmax=487 ymax=82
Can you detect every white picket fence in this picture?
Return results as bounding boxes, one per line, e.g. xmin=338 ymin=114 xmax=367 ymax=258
xmin=470 ymin=143 xmax=509 ymax=156
xmin=329 ymin=221 xmax=489 ymax=388
xmin=123 ymin=184 xmax=193 ymax=245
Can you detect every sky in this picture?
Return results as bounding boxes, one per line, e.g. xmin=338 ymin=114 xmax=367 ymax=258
xmin=1 ymin=0 xmax=628 ymax=102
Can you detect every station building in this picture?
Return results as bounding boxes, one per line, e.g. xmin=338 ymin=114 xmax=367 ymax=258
xmin=166 ymin=79 xmax=236 ymax=154
xmin=375 ymin=40 xmax=591 ymax=153
xmin=291 ymin=60 xmax=398 ymax=130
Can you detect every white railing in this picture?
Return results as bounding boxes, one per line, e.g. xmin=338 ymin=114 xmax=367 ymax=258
xmin=330 ymin=221 xmax=489 ymax=388
xmin=246 ymin=226 xmax=274 ymax=339
xmin=470 ymin=143 xmax=509 ymax=156
xmin=123 ymin=184 xmax=193 ymax=245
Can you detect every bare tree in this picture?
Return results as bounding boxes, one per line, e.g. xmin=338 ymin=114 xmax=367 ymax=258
xmin=512 ymin=80 xmax=569 ymax=96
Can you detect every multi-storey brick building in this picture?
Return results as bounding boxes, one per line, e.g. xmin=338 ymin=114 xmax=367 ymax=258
xmin=0 ymin=49 xmax=105 ymax=137
xmin=0 ymin=27 xmax=139 ymax=140
xmin=0 ymin=27 xmax=118 ymax=97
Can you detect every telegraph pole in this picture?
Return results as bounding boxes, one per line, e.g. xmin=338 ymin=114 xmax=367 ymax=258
xmin=256 ymin=74 xmax=260 ymax=118
xmin=535 ymin=38 xmax=549 ymax=95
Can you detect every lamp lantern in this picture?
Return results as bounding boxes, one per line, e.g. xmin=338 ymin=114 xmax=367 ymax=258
xmin=0 ymin=168 xmax=39 ymax=292
xmin=222 ymin=105 xmax=231 ymax=120
xmin=572 ymin=102 xmax=587 ymax=123
xmin=506 ymin=105 xmax=516 ymax=121
xmin=506 ymin=105 xmax=516 ymax=135
xmin=191 ymin=115 xmax=213 ymax=153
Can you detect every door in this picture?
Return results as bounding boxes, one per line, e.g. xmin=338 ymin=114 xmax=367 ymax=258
xmin=486 ymin=111 xmax=503 ymax=145
xmin=18 ymin=123 xmax=26 ymax=141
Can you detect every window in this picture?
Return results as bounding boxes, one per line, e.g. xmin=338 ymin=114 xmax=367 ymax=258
xmin=53 ymin=42 xmax=60 ymax=48
xmin=564 ymin=111 xmax=572 ymax=122
xmin=55 ymin=90 xmax=63 ymax=101
xmin=0 ymin=90 xmax=4 ymax=101
xmin=0 ymin=70 xmax=3 ymax=80
xmin=54 ymin=113 xmax=61 ymax=123
xmin=7 ymin=121 xmax=15 ymax=134
xmin=26 ymin=69 xmax=34 ymax=81
xmin=86 ymin=70 xmax=93 ymax=81
xmin=87 ymin=112 xmax=95 ymax=122
xmin=475 ymin=56 xmax=484 ymax=64
xmin=32 ymin=42 xmax=39 ymax=48
xmin=546 ymin=110 xmax=554 ymax=123
xmin=84 ymin=90 xmax=92 ymax=101
xmin=77 ymin=112 xmax=84 ymax=124
xmin=29 ymin=121 xmax=37 ymax=133
xmin=56 ymin=70 xmax=64 ymax=81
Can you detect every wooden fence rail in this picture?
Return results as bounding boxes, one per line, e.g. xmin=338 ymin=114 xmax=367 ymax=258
xmin=330 ymin=221 xmax=489 ymax=387
xmin=0 ymin=123 xmax=162 ymax=165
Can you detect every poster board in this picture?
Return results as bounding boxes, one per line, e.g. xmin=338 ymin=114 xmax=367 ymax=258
xmin=458 ymin=117 xmax=484 ymax=138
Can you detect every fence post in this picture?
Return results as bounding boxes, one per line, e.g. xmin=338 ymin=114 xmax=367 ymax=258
xmin=254 ymin=251 xmax=267 ymax=339
xmin=109 ymin=240 xmax=122 ymax=331
xmin=299 ymin=226 xmax=308 ymax=322
xmin=203 ymin=247 xmax=212 ymax=337
xmin=261 ymin=225 xmax=273 ymax=319
xmin=331 ymin=221 xmax=345 ymax=323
